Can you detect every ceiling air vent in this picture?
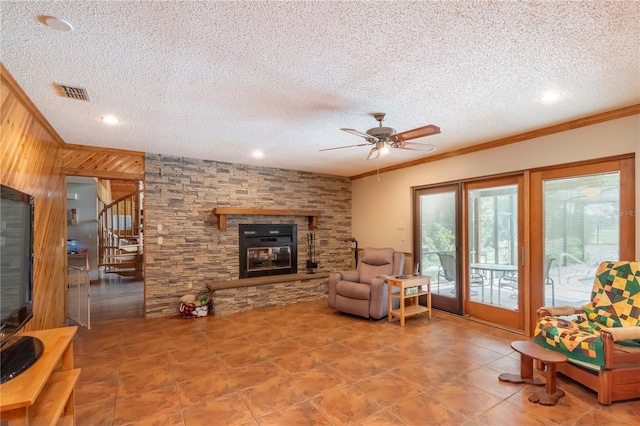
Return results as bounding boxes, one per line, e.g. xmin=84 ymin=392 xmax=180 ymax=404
xmin=54 ymin=84 xmax=90 ymax=101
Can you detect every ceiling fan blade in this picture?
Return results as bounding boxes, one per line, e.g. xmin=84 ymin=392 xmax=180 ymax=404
xmin=366 ymin=147 xmax=380 ymax=160
xmin=319 ymin=143 xmax=370 ymax=152
xmin=390 ymin=124 xmax=440 ymax=143
xmin=341 ymin=128 xmax=376 ymax=140
xmin=394 ymin=142 xmax=437 ymax=152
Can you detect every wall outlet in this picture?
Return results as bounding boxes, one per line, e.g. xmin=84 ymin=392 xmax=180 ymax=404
xmin=157 ymin=236 xmax=163 ymax=245
xmin=188 ymin=282 xmax=193 ymax=289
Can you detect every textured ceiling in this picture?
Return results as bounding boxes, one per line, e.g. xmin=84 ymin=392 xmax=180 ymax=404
xmin=1 ymin=1 xmax=638 ymax=177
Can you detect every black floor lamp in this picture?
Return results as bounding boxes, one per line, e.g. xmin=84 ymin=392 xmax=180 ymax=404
xmin=343 ymin=237 xmax=358 ymax=267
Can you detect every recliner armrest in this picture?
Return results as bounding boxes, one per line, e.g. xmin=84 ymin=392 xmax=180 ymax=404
xmin=368 ymin=276 xmax=388 ymax=319
xmin=328 ymin=270 xmax=358 ymax=309
xmin=537 ymin=306 xmax=583 ymax=317
xmin=333 ymin=270 xmax=358 ymax=282
xmin=601 ymin=326 xmax=640 ymax=341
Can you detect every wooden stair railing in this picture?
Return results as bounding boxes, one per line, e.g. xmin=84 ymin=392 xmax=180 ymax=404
xmin=98 ymin=188 xmax=144 ymax=278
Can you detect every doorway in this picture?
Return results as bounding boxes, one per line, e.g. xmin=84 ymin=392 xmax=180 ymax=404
xmin=66 ymin=177 xmax=145 ymax=325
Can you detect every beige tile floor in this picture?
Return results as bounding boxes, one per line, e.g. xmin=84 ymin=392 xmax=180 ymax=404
xmin=72 ymin=297 xmax=639 ymax=425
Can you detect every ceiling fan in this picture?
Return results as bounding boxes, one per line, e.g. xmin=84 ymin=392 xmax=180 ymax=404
xmin=320 ymin=113 xmax=440 ymax=160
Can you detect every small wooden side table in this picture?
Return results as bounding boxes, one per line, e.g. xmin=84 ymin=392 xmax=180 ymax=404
xmin=499 ymin=340 xmax=568 ymax=406
xmin=387 ymin=276 xmax=431 ymax=326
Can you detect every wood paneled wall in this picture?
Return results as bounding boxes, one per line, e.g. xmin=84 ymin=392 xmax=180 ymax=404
xmin=2 ymin=63 xmax=145 ymax=331
xmin=1 ymin=65 xmax=67 ymax=331
xmin=109 ymin=179 xmax=138 ymax=201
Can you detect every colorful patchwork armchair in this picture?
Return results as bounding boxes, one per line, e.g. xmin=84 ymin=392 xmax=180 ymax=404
xmin=534 ymin=261 xmax=640 ymax=405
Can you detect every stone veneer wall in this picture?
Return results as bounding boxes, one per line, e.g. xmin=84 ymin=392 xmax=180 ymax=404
xmin=214 ymin=277 xmax=328 ymax=316
xmin=144 ymin=154 xmax=352 ymax=317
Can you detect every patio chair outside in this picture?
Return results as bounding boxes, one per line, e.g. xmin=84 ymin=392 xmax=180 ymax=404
xmin=436 ymin=252 xmax=484 ymax=296
xmin=497 ymin=257 xmax=555 ymax=304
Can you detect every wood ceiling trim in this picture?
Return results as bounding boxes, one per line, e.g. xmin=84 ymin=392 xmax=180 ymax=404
xmin=109 ymin=179 xmax=138 ymax=198
xmin=350 ymin=104 xmax=640 ymax=180
xmin=62 ymin=143 xmax=144 ymax=157
xmin=1 ymin=63 xmax=66 ymax=148
xmin=61 ymin=167 xmax=144 ymax=181
xmin=101 ymin=155 xmax=133 ymax=172
xmin=61 ymin=144 xmax=144 ymax=179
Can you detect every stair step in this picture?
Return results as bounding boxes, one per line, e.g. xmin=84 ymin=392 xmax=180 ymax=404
xmin=99 ymin=189 xmax=144 ymax=278
xmin=111 ymin=270 xmax=138 ymax=277
xmin=100 ymin=262 xmax=138 ymax=268
xmin=103 ymin=269 xmax=139 ymax=277
xmin=102 ymin=246 xmax=141 ymax=250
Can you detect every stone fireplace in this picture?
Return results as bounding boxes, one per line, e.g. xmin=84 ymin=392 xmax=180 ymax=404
xmin=239 ymin=224 xmax=298 ymax=278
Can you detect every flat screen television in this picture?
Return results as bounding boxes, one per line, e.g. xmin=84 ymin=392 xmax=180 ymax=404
xmin=0 ymin=184 xmax=43 ymax=383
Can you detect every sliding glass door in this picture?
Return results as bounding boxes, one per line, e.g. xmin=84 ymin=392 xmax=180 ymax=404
xmin=466 ymin=175 xmax=524 ymax=330
xmin=531 ymin=158 xmax=635 ymax=325
xmin=542 ymin=173 xmax=620 ymax=307
xmin=414 ymin=184 xmax=461 ymax=315
xmin=412 ymin=156 xmax=634 ymax=334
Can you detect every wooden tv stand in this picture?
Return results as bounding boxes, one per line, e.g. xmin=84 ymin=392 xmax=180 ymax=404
xmin=0 ymin=326 xmax=80 ymax=425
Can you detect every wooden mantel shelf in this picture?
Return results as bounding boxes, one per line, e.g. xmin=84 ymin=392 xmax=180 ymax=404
xmin=212 ymin=207 xmax=321 ymax=231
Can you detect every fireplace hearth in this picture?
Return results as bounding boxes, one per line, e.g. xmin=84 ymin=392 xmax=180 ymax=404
xmin=239 ymin=224 xmax=298 ymax=278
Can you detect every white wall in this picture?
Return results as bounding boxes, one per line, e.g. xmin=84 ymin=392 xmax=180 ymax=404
xmin=352 ymin=115 xmax=640 ymax=255
xmin=66 ymin=180 xmax=99 ymax=281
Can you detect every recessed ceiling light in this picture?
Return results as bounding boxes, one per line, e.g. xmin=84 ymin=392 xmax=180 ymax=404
xmin=101 ymin=115 xmax=119 ymax=125
xmin=38 ymin=15 xmax=74 ymax=32
xmin=252 ymin=150 xmax=264 ymax=159
xmin=541 ymin=90 xmax=561 ymax=104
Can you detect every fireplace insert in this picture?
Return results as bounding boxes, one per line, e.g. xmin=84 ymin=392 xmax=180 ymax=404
xmin=239 ymin=224 xmax=297 ymax=278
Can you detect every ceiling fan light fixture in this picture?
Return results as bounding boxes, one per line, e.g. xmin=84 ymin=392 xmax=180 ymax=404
xmin=366 ymin=126 xmax=396 ymax=140
xmin=377 ymin=142 xmax=390 ymax=155
xmin=366 ymin=147 xmax=380 ymax=161
xmin=328 ymin=112 xmax=440 ymax=160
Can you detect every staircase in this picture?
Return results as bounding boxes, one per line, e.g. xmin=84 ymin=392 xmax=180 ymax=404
xmin=98 ymin=188 xmax=144 ymax=279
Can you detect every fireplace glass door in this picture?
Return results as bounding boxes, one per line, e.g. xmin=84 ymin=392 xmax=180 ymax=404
xmin=247 ymin=246 xmax=292 ymax=273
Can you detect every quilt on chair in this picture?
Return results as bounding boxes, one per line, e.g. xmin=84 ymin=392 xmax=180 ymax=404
xmin=534 ymin=261 xmax=640 ymax=370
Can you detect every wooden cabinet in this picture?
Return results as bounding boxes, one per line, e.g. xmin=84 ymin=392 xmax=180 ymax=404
xmin=0 ymin=326 xmax=80 ymax=426
xmin=388 ymin=276 xmax=431 ymax=326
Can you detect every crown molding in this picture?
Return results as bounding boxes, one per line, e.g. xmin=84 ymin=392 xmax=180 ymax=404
xmin=350 ymin=104 xmax=640 ymax=180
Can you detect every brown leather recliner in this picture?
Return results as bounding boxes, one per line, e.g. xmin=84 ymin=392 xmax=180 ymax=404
xmin=328 ymin=247 xmax=405 ymax=319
